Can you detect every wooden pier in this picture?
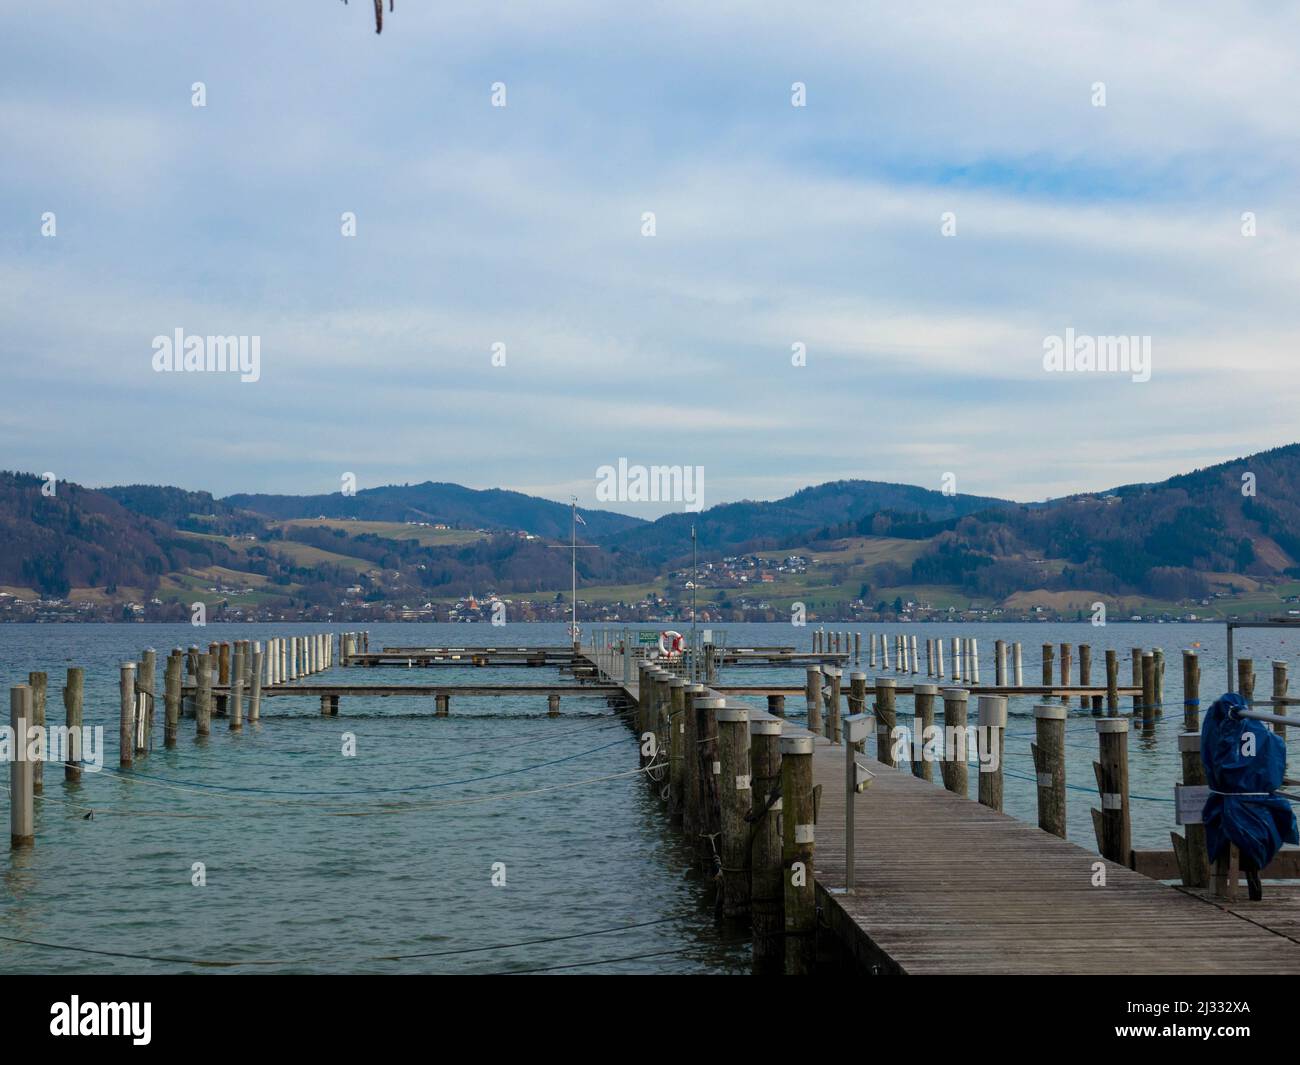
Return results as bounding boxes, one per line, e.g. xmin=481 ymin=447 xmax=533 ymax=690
xmin=584 ymin=636 xmax=1300 ymax=974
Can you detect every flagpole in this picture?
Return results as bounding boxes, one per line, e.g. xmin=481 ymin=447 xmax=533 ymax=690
xmin=571 ymin=497 xmax=578 ymax=651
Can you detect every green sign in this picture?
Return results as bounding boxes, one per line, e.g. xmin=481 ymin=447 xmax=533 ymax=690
xmin=637 ymin=630 xmax=659 ymax=645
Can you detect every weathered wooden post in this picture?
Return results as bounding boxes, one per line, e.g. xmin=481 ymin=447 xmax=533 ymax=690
xmin=882 ymin=632 xmax=891 ymax=670
xmin=780 ymin=734 xmax=816 ymax=975
xmin=848 ymin=671 xmax=867 ymax=720
xmin=750 ymin=716 xmax=784 ymax=974
xmin=1141 ymin=652 xmax=1157 ymax=729
xmin=1041 ymin=643 xmax=1054 ymax=692
xmin=1093 ymin=719 xmax=1131 ymax=864
xmin=824 ymin=666 xmax=842 ymax=744
xmin=913 ymin=683 xmax=936 ymax=781
xmin=435 ymin=692 xmax=449 ymax=717
xmin=694 ymin=695 xmax=725 ymax=875
xmin=951 ymin=637 xmax=960 ymax=682
xmin=1153 ymin=648 xmax=1165 ymax=717
xmin=1078 ymin=644 xmax=1092 ymax=710
xmin=682 ymin=683 xmax=706 ymax=835
xmin=936 ymin=637 xmax=945 ymax=679
xmin=10 ymin=684 xmax=34 ymax=848
xmin=976 ymin=695 xmax=1007 ymax=811
xmin=119 ymin=662 xmax=136 ymax=768
xmin=1131 ymin=647 xmax=1143 ymax=716
xmin=1173 ymin=730 xmax=1210 ymax=888
xmin=874 ymin=677 xmax=897 ymax=768
xmin=1059 ymin=643 xmax=1072 ymax=705
xmin=1032 ymin=703 xmax=1067 ymax=837
xmin=804 ymin=666 xmax=823 ymax=736
xmin=219 ymin=641 xmax=231 ymax=688
xmin=1105 ymin=649 xmax=1119 ymax=717
xmin=547 ymin=693 xmax=561 ymax=718
xmin=1237 ymin=657 xmax=1256 ymax=708
xmin=1013 ymin=642 xmax=1023 ymax=687
xmin=27 ymin=671 xmax=45 ymax=793
xmin=195 ymin=653 xmax=212 ymax=737
xmin=668 ymin=677 xmax=688 ymax=823
xmin=230 ymin=646 xmax=245 ymax=731
xmin=766 ymin=693 xmax=786 ymax=717
xmin=853 ymin=632 xmax=861 ymax=665
xmin=1271 ymin=660 xmax=1288 ymax=736
xmin=717 ymin=705 xmax=752 ymax=921
xmin=249 ymin=648 xmax=263 ymax=722
xmin=969 ymin=638 xmax=979 ymax=684
xmin=911 ymin=634 xmax=919 ymax=675
xmin=994 ymin=639 xmax=1006 ymax=687
xmin=1182 ymin=650 xmax=1201 ymax=732
xmin=63 ymin=667 xmax=84 ymax=782
xmin=869 ymin=632 xmax=878 ymax=669
xmin=164 ymin=651 xmax=181 ymax=748
xmin=940 ymin=688 xmax=969 ymax=797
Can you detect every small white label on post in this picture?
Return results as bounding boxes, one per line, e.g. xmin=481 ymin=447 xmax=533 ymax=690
xmin=735 ymin=774 xmax=751 ymax=790
xmin=1037 ymin=772 xmax=1053 ymax=788
xmin=1175 ymin=783 xmax=1210 ymax=825
xmin=712 ymin=761 xmax=721 ymax=775
xmin=794 ymin=824 xmax=815 ymax=844
xmin=1101 ymin=792 xmax=1123 ymax=810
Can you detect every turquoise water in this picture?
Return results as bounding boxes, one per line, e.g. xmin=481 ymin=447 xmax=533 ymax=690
xmin=2 ymin=620 xmax=1296 ymax=973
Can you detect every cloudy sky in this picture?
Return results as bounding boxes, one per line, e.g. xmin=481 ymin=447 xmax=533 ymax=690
xmin=3 ymin=2 xmax=1298 ymax=517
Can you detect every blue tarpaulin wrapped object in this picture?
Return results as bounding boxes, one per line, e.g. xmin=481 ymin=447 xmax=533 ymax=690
xmin=1201 ymin=692 xmax=1298 ymax=869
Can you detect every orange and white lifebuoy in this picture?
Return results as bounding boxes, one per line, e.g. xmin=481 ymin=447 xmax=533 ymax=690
xmin=658 ymin=629 xmax=686 ymax=658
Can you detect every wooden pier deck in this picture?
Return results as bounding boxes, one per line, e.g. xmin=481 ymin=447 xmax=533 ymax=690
xmin=590 ymin=644 xmax=1300 ymax=974
xmin=808 ymin=739 xmax=1300 ymax=973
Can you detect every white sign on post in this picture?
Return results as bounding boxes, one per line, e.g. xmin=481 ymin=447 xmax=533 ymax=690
xmin=1175 ymin=783 xmax=1210 ymax=826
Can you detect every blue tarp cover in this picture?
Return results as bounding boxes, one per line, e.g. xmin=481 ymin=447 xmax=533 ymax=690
xmin=1201 ymin=692 xmax=1298 ymax=869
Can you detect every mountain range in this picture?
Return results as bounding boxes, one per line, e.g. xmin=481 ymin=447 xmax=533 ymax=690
xmin=2 ymin=443 xmax=1298 ymax=620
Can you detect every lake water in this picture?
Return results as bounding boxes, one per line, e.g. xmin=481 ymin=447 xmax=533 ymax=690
xmin=1 ymin=620 xmax=1295 ymax=974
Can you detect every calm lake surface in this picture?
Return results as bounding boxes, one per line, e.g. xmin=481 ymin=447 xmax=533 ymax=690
xmin=1 ymin=620 xmax=1296 ymax=974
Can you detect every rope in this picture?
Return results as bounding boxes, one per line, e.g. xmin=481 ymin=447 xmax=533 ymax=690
xmin=0 ymin=914 xmax=690 ymax=969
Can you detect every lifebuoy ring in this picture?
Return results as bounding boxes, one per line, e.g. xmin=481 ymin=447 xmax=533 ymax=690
xmin=658 ymin=629 xmax=686 ymax=658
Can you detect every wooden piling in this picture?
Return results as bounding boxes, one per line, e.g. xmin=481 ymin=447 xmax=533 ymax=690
xmin=913 ymin=682 xmax=936 ymax=782
xmin=668 ymin=678 xmax=688 ymax=823
xmin=994 ymin=639 xmax=1006 ymax=686
xmin=230 ymin=647 xmax=245 ymax=730
xmin=1182 ymin=650 xmax=1201 ymax=731
xmin=1059 ymin=643 xmax=1072 ymax=705
xmin=824 ymin=666 xmax=842 ymax=744
xmin=940 ymin=688 xmax=969 ymax=797
xmin=164 ymin=651 xmax=181 ymax=747
xmin=119 ymin=662 xmax=136 ymax=768
xmin=1141 ymin=652 xmax=1156 ymax=728
xmin=548 ymin=693 xmax=561 ymax=717
xmin=1153 ymin=648 xmax=1165 ymax=717
xmin=682 ymin=685 xmax=706 ymax=841
xmin=1032 ymin=703 xmax=1067 ymax=838
xmin=1171 ymin=730 xmax=1210 ymax=888
xmin=27 ymin=671 xmax=45 ymax=793
xmin=1237 ymin=657 xmax=1255 ymax=708
xmin=875 ymin=677 xmax=897 ymax=768
xmin=694 ymin=695 xmax=725 ymax=875
xmin=804 ymin=666 xmax=822 ymax=736
xmin=1041 ymin=643 xmax=1054 ymax=690
xmin=249 ymin=648 xmax=263 ymax=722
xmin=749 ymin=717 xmax=784 ymax=975
xmin=780 ymin=734 xmax=816 ymax=976
xmin=1105 ymin=649 xmax=1119 ymax=717
xmin=717 ymin=705 xmax=752 ymax=921
xmin=976 ymin=695 xmax=1007 ymax=812
xmin=1271 ymin=660 xmax=1288 ymax=736
xmin=766 ymin=693 xmax=786 ymax=718
xmin=10 ymin=684 xmax=33 ymax=848
xmin=1013 ymin=642 xmax=1023 ymax=687
xmin=1093 ymin=719 xmax=1131 ymax=864
xmin=1078 ymin=644 xmax=1092 ymax=710
xmin=1131 ymin=647 xmax=1142 ymax=716
xmin=435 ymin=692 xmax=449 ymax=716
xmin=195 ymin=653 xmax=212 ymax=737
xmin=63 ymin=667 xmax=83 ymax=782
